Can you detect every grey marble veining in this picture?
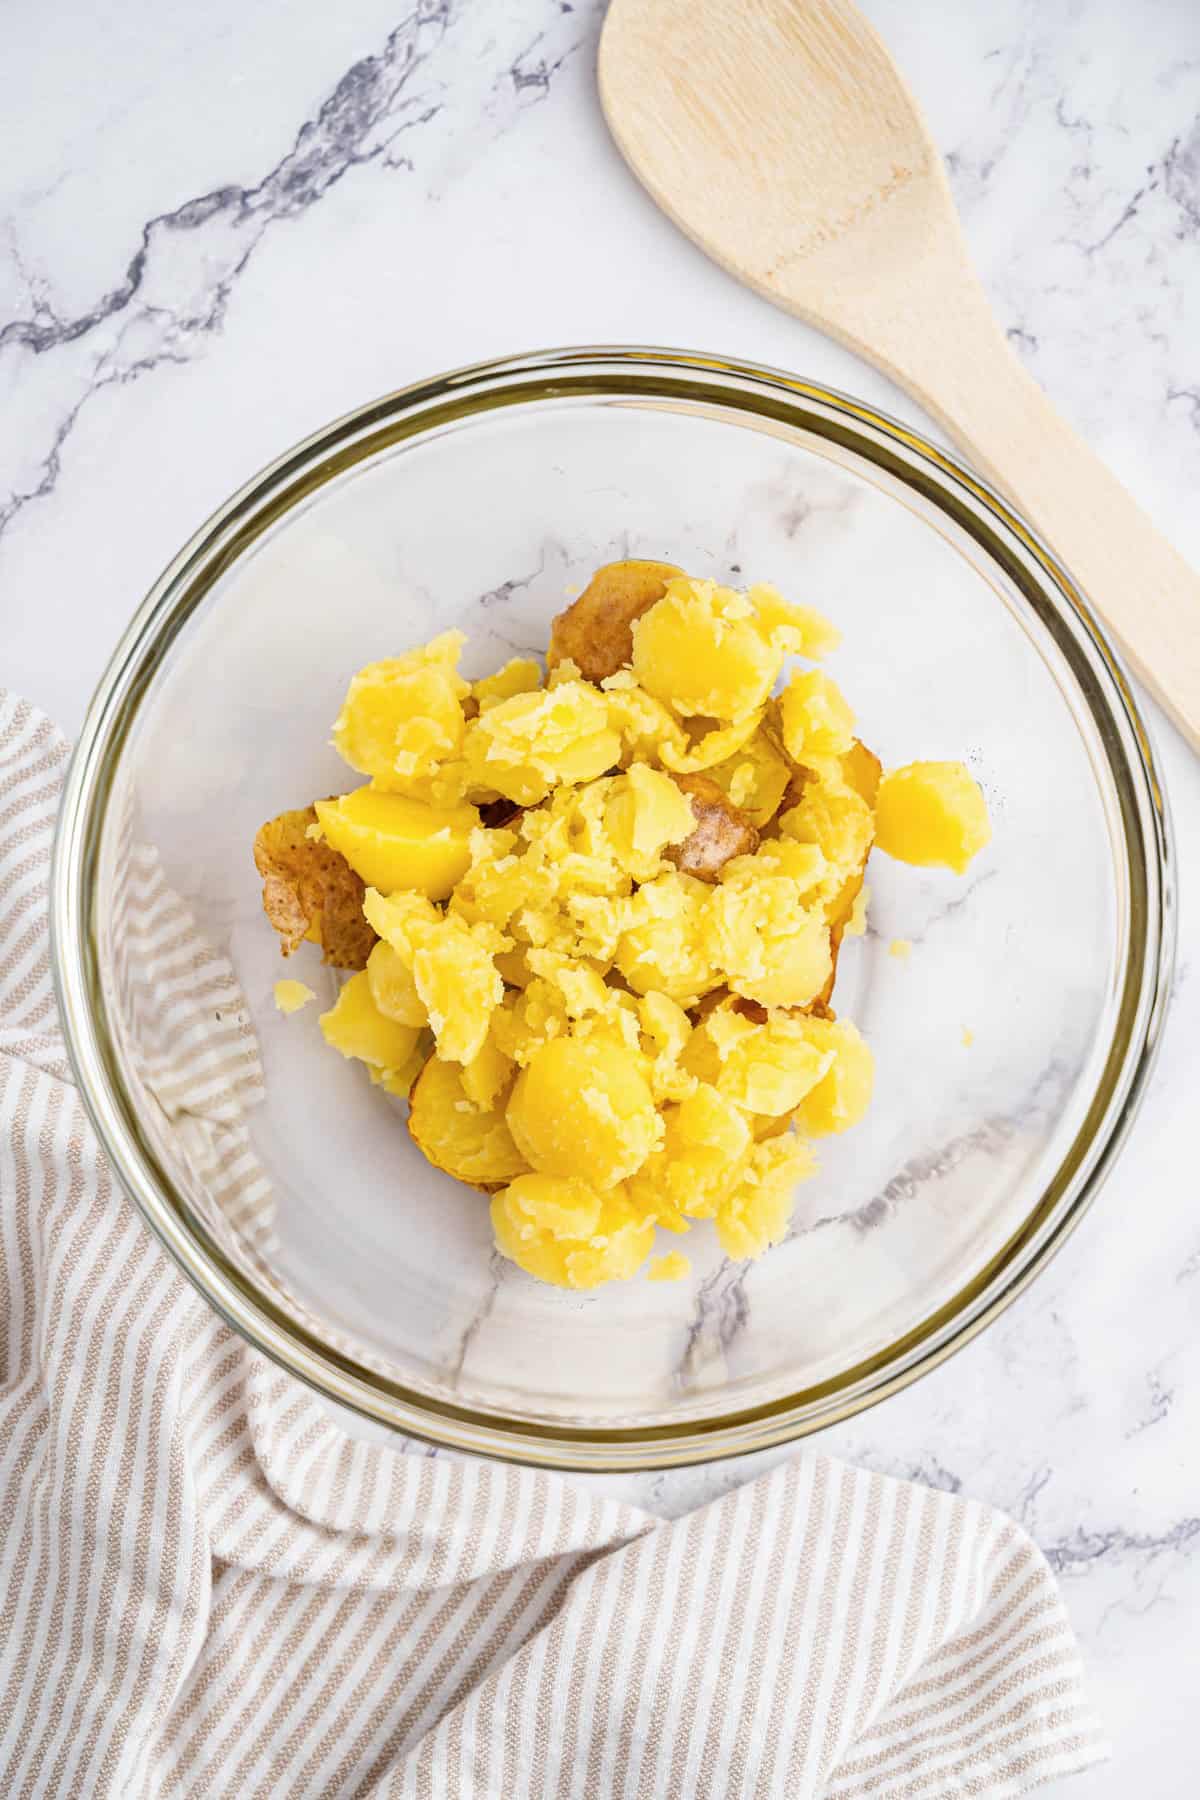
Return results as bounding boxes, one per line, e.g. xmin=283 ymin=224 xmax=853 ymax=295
xmin=5 ymin=2 xmax=1200 ymax=1793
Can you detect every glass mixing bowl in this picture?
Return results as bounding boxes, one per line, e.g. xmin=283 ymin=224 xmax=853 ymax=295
xmin=51 ymin=347 xmax=1173 ymax=1469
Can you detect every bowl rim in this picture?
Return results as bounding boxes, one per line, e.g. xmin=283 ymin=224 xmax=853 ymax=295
xmin=50 ymin=344 xmax=1175 ymax=1470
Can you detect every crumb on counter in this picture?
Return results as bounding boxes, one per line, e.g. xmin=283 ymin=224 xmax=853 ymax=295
xmin=648 ymin=1252 xmax=691 ymax=1283
xmin=274 ymin=979 xmax=316 ymax=1014
xmin=888 ymin=938 xmax=912 ymax=960
xmin=961 ymin=1026 xmax=974 ymax=1048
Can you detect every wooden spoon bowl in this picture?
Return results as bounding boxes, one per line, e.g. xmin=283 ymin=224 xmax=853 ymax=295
xmin=600 ymin=0 xmax=1200 ymax=748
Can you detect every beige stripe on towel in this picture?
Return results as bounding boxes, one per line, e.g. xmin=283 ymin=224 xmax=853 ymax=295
xmin=0 ymin=693 xmax=1108 ymax=1797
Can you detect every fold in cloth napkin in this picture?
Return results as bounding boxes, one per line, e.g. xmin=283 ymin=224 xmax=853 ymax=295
xmin=0 ymin=694 xmax=1107 ymax=1798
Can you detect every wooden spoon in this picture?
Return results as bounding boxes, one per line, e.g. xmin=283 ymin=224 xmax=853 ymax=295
xmin=600 ymin=0 xmax=1200 ymax=749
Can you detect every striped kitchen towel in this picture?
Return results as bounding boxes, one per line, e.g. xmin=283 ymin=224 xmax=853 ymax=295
xmin=0 ymin=693 xmax=1108 ymax=1798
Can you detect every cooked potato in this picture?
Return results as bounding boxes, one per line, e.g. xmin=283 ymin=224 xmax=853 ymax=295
xmin=506 ymin=1037 xmax=661 ymax=1189
xmin=774 ymin=736 xmax=881 ymax=1010
xmin=320 ymin=971 xmax=423 ymax=1077
xmin=491 ymin=1174 xmax=656 ymax=1289
xmin=631 ymin=578 xmax=777 ymax=722
xmin=314 ymin=788 xmax=479 ymax=900
xmin=666 ymin=773 xmax=759 ymax=882
xmin=253 ymin=807 xmax=377 ymax=969
xmin=842 ymin=738 xmax=882 ymax=806
xmin=701 ymin=729 xmax=793 ymax=828
xmin=790 ymin=1017 xmax=874 ymax=1136
xmin=408 ymin=1054 xmax=530 ymax=1191
xmin=258 ymin=572 xmax=987 ymax=1289
xmin=547 ymin=559 xmax=682 ymax=683
xmin=874 ymin=761 xmax=990 ymax=873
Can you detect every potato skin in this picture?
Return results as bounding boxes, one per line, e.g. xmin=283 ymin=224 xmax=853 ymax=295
xmin=547 ymin=559 xmax=683 ymax=683
xmin=665 ymin=773 xmax=759 ymax=882
xmin=253 ymin=806 xmax=377 ymax=969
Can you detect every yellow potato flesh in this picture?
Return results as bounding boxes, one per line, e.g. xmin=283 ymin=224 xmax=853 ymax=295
xmin=648 ymin=1251 xmax=691 ymax=1282
xmin=703 ymin=730 xmax=792 ymax=827
xmin=363 ymin=888 xmax=505 ymax=1066
xmin=506 ymin=1036 xmax=661 ymax=1189
xmin=408 ymin=1055 xmax=529 ymax=1190
xmin=332 ymin=633 xmax=468 ymax=779
xmin=314 ymin=788 xmax=479 ymax=900
xmin=789 ymin=1017 xmax=875 ymax=1137
xmin=631 ymin=579 xmax=777 ymax=722
xmin=366 ymin=940 xmax=427 ymax=1027
xmin=273 ymin=978 xmax=315 ymax=1015
xmin=320 ymin=972 xmax=422 ymax=1079
xmin=491 ymin=1174 xmax=656 ymax=1288
xmin=778 ymin=669 xmax=856 ymax=762
xmin=874 ymin=762 xmax=990 ymax=874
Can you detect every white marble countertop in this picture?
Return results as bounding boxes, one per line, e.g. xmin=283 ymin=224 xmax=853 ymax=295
xmin=4 ymin=1 xmax=1198 ymax=1792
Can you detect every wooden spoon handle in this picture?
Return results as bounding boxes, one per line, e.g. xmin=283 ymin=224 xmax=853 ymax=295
xmin=849 ymin=272 xmax=1200 ymax=749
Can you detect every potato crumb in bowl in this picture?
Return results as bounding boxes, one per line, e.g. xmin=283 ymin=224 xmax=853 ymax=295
xmin=273 ymin=978 xmax=315 ymax=1014
xmin=254 ymin=564 xmax=989 ymax=1291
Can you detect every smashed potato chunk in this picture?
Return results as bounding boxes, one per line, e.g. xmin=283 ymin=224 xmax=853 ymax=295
xmin=314 ymin=788 xmax=479 ymax=901
xmin=409 ymin=1055 xmax=529 ymax=1190
xmin=778 ymin=669 xmax=856 ymax=762
xmin=364 ymin=888 xmax=505 ymax=1066
xmin=605 ymin=764 xmax=697 ymax=882
xmin=472 ymin=658 xmax=542 ymax=713
xmin=491 ymin=1174 xmax=656 ymax=1288
xmin=260 ymin=561 xmax=988 ymax=1289
xmin=616 ymin=872 xmax=718 ymax=1007
xmin=333 ymin=632 xmax=468 ymax=780
xmin=789 ymin=1017 xmax=875 ymax=1136
xmin=548 ymin=559 xmax=683 ymax=682
xmin=683 ymin=999 xmax=833 ymax=1116
xmin=715 ymin=1136 xmax=816 ymax=1260
xmin=632 ymin=578 xmax=778 ymax=721
xmin=320 ymin=972 xmax=424 ymax=1090
xmin=709 ymin=874 xmax=833 ymax=1009
xmin=507 ymin=1036 xmax=662 ymax=1189
xmin=703 ymin=729 xmax=793 ymax=828
xmin=254 ymin=807 xmax=377 ymax=968
xmin=779 ymin=768 xmax=875 ymax=915
xmin=466 ymin=680 xmax=621 ymax=805
xmin=366 ymin=939 xmax=427 ymax=1028
xmin=874 ymin=762 xmax=991 ymax=874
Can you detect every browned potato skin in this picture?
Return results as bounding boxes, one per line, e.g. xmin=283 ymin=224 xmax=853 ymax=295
xmin=666 ymin=774 xmax=759 ymax=882
xmin=253 ymin=806 xmax=377 ymax=969
xmin=547 ymin=559 xmax=683 ymax=683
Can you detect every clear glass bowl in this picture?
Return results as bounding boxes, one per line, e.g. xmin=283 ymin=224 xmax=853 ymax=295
xmin=51 ymin=348 xmax=1174 ymax=1469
